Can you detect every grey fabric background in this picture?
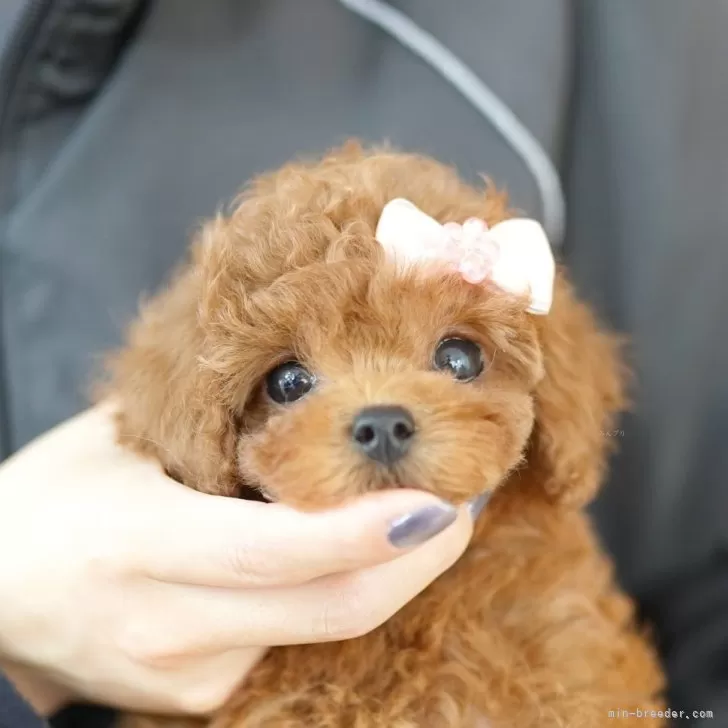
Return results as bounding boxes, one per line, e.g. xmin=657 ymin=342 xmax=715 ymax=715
xmin=0 ymin=0 xmax=26 ymax=58
xmin=565 ymin=1 xmax=728 ymax=585
xmin=1 ymin=6 xmax=727 ymax=715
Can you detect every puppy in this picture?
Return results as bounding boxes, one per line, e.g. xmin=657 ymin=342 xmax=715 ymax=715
xmin=107 ymin=144 xmax=665 ymax=727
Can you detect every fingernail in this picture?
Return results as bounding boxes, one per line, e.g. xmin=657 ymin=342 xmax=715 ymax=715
xmin=388 ymin=503 xmax=458 ymax=549
xmin=467 ymin=492 xmax=491 ymax=521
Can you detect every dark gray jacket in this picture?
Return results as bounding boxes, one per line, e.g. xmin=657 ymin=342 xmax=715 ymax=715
xmin=1 ymin=1 xmax=727 ymax=723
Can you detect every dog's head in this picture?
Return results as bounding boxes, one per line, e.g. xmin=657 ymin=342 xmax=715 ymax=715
xmin=109 ymin=147 xmax=625 ymax=511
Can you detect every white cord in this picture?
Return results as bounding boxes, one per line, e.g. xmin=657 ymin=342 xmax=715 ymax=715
xmin=337 ymin=0 xmax=566 ymax=248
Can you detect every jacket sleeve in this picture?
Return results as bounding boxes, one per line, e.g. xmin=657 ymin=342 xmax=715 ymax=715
xmin=0 ymin=671 xmax=46 ymax=728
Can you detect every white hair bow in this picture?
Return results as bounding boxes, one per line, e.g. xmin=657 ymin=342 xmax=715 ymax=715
xmin=375 ymin=198 xmax=555 ymax=315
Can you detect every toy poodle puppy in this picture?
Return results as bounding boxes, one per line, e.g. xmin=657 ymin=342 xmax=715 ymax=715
xmin=107 ymin=143 xmax=665 ymax=727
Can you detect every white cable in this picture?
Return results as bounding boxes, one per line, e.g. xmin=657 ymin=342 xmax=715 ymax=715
xmin=337 ymin=0 xmax=566 ymax=248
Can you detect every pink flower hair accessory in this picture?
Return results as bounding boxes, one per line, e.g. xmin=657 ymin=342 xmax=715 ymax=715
xmin=375 ymin=198 xmax=555 ymax=315
xmin=441 ymin=217 xmax=501 ymax=284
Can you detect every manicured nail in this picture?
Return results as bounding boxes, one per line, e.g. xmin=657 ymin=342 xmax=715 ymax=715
xmin=467 ymin=492 xmax=491 ymax=521
xmin=388 ymin=503 xmax=458 ymax=548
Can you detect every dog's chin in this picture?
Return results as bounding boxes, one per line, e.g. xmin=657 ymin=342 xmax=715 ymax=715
xmin=236 ymin=466 xmax=506 ymax=509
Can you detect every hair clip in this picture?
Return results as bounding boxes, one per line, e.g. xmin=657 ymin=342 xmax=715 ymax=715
xmin=375 ymin=198 xmax=554 ymax=314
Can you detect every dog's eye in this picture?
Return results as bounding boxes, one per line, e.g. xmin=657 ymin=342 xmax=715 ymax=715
xmin=265 ymin=361 xmax=316 ymax=404
xmin=432 ymin=338 xmax=484 ymax=382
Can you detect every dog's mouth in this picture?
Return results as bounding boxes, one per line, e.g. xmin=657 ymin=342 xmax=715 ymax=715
xmin=238 ymin=482 xmax=275 ymax=503
xmin=235 ymin=473 xmax=411 ymax=505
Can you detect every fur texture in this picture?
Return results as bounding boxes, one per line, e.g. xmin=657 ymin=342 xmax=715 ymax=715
xmin=106 ymin=144 xmax=665 ymax=727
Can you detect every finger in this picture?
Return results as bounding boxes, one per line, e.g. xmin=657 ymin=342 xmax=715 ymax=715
xmin=52 ymin=405 xmax=465 ymax=587
xmin=131 ymin=485 xmax=462 ymax=588
xmin=146 ymin=505 xmax=472 ymax=650
xmin=67 ymin=404 xmax=469 ymax=591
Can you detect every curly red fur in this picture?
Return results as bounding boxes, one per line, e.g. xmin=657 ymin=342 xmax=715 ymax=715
xmin=105 ymin=143 xmax=665 ymax=727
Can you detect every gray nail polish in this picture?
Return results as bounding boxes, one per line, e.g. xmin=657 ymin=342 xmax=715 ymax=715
xmin=388 ymin=504 xmax=458 ymax=548
xmin=467 ymin=492 xmax=491 ymax=521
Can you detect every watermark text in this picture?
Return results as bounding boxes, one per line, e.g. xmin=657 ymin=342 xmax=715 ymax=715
xmin=608 ymin=708 xmax=713 ymax=720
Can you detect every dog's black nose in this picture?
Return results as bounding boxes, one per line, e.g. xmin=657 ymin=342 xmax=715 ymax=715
xmin=351 ymin=405 xmax=415 ymax=466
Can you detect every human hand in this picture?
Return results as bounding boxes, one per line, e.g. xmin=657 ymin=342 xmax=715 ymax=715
xmin=0 ymin=405 xmax=475 ymax=716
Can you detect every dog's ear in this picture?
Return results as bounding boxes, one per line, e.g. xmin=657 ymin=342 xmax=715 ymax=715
xmin=103 ymin=223 xmax=241 ymax=495
xmin=529 ymin=270 xmax=627 ymax=508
